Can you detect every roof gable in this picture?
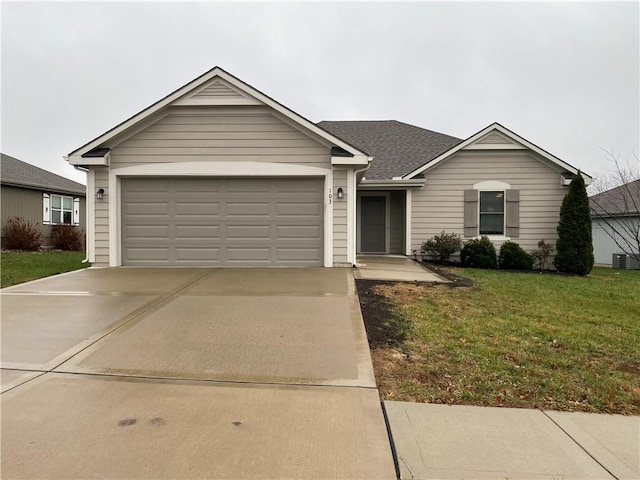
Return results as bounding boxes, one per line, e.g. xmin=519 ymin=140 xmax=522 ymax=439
xmin=403 ymin=123 xmax=592 ymax=182
xmin=1 ymin=153 xmax=85 ymax=195
xmin=68 ymin=67 xmax=368 ymax=163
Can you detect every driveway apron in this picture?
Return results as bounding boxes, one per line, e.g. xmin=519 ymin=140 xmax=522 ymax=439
xmin=1 ymin=267 xmax=396 ymax=479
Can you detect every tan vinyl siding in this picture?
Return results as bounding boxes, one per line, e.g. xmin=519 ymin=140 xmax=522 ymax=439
xmin=475 ymin=131 xmax=517 ymax=145
xmin=389 ymin=191 xmax=405 ymax=254
xmin=109 ymin=106 xmax=331 ymax=169
xmin=333 ymin=169 xmax=348 ymax=265
xmin=411 ymin=151 xmax=567 ymax=254
xmin=93 ymin=169 xmax=110 ymax=266
xmin=1 ymin=185 xmax=86 ymax=248
xmin=192 ymin=80 xmax=245 ymax=99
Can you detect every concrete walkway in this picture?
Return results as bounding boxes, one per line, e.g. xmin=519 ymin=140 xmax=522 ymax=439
xmin=385 ymin=401 xmax=640 ymax=480
xmin=354 ymin=255 xmax=448 ymax=282
xmin=1 ymin=267 xmax=396 ymax=479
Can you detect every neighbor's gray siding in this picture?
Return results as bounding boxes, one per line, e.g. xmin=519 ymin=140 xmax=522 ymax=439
xmin=1 ymin=185 xmax=86 ymax=248
xmin=109 ymin=106 xmax=331 ymax=169
xmin=411 ymin=150 xmax=567 ymax=254
xmin=333 ymin=169 xmax=349 ymax=265
xmin=389 ymin=191 xmax=405 ymax=254
xmin=592 ymin=216 xmax=640 ymax=265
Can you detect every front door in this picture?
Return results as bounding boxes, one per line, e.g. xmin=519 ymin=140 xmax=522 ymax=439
xmin=361 ymin=196 xmax=386 ymax=252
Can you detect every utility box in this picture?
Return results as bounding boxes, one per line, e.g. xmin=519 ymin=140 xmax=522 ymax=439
xmin=612 ymin=253 xmax=640 ymax=270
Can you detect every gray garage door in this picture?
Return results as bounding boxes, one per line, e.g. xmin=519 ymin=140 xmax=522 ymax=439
xmin=121 ymin=177 xmax=324 ymax=266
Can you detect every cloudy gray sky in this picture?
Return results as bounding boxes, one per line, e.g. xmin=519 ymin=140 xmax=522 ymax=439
xmin=2 ymin=1 xmax=638 ymax=186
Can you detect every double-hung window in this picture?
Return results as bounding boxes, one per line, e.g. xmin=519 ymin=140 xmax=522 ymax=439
xmin=464 ymin=182 xmax=519 ymax=238
xmin=43 ymin=193 xmax=80 ymax=225
xmin=52 ymin=195 xmax=73 ymax=225
xmin=479 ymin=191 xmax=505 ymax=235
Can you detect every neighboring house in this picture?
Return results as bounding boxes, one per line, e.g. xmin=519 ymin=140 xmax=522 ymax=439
xmin=65 ymin=67 xmax=589 ymax=267
xmin=1 ymin=153 xmax=86 ymax=247
xmin=590 ymin=180 xmax=640 ymax=266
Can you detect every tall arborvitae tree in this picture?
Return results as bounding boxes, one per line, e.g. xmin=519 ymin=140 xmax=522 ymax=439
xmin=554 ymin=172 xmax=594 ymax=275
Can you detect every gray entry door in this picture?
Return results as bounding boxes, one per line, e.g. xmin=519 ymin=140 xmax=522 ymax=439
xmin=361 ymin=196 xmax=386 ymax=252
xmin=121 ymin=177 xmax=324 ymax=266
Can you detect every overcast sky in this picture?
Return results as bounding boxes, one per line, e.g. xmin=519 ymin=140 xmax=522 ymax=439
xmin=2 ymin=1 xmax=638 ymax=187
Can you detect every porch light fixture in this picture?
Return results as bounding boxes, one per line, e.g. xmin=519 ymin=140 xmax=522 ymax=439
xmin=96 ymin=188 xmax=105 ymax=200
xmin=337 ymin=187 xmax=344 ymax=199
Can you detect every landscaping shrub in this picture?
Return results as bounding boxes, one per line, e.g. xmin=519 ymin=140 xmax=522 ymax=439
xmin=498 ymin=241 xmax=533 ymax=270
xmin=51 ymin=225 xmax=84 ymax=251
xmin=421 ymin=231 xmax=463 ymax=262
xmin=2 ymin=217 xmax=42 ymax=251
xmin=460 ymin=236 xmax=497 ymax=268
xmin=531 ymin=239 xmax=554 ymax=271
xmin=554 ymin=172 xmax=594 ymax=275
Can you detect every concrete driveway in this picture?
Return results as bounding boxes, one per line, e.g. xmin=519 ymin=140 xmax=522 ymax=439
xmin=1 ymin=267 xmax=396 ymax=479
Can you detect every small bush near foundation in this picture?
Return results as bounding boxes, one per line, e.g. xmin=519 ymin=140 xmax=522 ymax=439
xmin=498 ymin=241 xmax=533 ymax=270
xmin=421 ymin=231 xmax=463 ymax=262
xmin=460 ymin=236 xmax=497 ymax=269
xmin=2 ymin=217 xmax=42 ymax=251
xmin=51 ymin=225 xmax=84 ymax=251
xmin=531 ymin=240 xmax=554 ymax=271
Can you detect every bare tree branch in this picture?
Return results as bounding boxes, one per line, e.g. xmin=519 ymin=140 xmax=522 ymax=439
xmin=589 ymin=150 xmax=640 ymax=262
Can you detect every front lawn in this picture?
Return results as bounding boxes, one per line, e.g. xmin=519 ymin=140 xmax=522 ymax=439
xmin=357 ymin=267 xmax=640 ymax=414
xmin=1 ymin=251 xmax=89 ymax=288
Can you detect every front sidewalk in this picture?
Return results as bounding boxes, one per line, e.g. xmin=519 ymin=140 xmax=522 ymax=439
xmin=385 ymin=401 xmax=639 ymax=480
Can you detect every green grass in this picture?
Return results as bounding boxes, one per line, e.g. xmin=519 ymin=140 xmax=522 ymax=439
xmin=1 ymin=251 xmax=90 ymax=288
xmin=370 ymin=267 xmax=640 ymax=414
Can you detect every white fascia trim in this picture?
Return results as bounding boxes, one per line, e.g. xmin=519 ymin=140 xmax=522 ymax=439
xmin=86 ymin=169 xmax=96 ymax=263
xmin=358 ymin=179 xmax=425 ymax=189
xmin=403 ymin=123 xmax=591 ymax=181
xmin=405 ymin=189 xmax=412 ymax=256
xmin=108 ymin=161 xmax=333 ymax=267
xmin=71 ymin=67 xmax=368 ymax=160
xmin=331 ymin=155 xmax=371 ymax=166
xmin=68 ymin=152 xmax=110 ymax=166
xmin=346 ymin=168 xmax=355 ymax=265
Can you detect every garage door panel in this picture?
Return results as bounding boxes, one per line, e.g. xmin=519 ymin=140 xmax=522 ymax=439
xmin=226 ymin=180 xmax=271 ymax=193
xmin=175 ymin=202 xmax=220 ymax=216
xmin=175 ymin=248 xmax=221 ymax=262
xmin=175 ymin=225 xmax=220 ymax=239
xmin=226 ymin=202 xmax=271 ymax=216
xmin=226 ymin=225 xmax=271 ymax=239
xmin=125 ymin=225 xmax=170 ymax=238
xmin=277 ymin=225 xmax=321 ymax=239
xmin=122 ymin=177 xmax=323 ymax=266
xmin=174 ymin=178 xmax=221 ymax=193
xmin=278 ymin=248 xmax=322 ymax=262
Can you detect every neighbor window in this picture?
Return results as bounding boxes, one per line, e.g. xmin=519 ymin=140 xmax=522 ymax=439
xmin=43 ymin=193 xmax=80 ymax=226
xmin=479 ymin=191 xmax=504 ymax=235
xmin=51 ymin=195 xmax=73 ymax=225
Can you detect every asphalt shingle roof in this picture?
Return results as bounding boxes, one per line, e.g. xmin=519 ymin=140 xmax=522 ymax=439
xmin=590 ymin=179 xmax=640 ymax=217
xmin=318 ymin=120 xmax=463 ymax=180
xmin=1 ymin=153 xmax=86 ymax=196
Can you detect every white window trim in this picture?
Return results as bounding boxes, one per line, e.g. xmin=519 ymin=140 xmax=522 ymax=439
xmin=474 ymin=181 xmax=511 ymax=238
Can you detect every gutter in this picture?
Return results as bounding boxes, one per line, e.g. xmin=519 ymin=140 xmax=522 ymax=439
xmin=70 ymin=161 xmax=91 ymax=264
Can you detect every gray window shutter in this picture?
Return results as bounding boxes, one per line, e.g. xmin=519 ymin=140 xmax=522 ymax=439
xmin=73 ymin=198 xmax=80 ymax=225
xmin=43 ymin=193 xmax=50 ymax=224
xmin=464 ymin=189 xmax=478 ymax=237
xmin=505 ymin=189 xmax=520 ymax=237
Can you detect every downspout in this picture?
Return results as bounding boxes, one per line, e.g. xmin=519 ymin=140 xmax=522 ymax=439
xmin=352 ymin=159 xmax=373 ymax=266
xmin=68 ymin=158 xmax=90 ymax=263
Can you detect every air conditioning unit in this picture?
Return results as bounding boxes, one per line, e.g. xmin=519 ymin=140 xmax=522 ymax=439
xmin=612 ymin=253 xmax=640 ymax=270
